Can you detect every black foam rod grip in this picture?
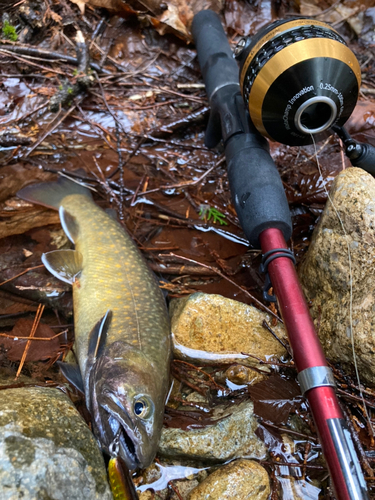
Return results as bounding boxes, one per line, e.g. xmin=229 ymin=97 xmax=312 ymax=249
xmin=225 ymin=133 xmax=293 ymax=247
xmin=350 ymin=144 xmax=375 ymax=175
xmin=192 ymin=10 xmax=240 ymax=100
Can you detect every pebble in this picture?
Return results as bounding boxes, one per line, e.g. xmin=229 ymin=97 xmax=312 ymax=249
xmin=170 ymin=293 xmax=287 ymax=366
xmin=158 ymin=399 xmax=266 ymax=462
xmin=188 ymin=459 xmax=270 ymax=500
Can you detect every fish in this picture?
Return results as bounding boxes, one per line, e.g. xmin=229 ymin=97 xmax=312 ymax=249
xmin=17 ymin=175 xmax=171 ymax=470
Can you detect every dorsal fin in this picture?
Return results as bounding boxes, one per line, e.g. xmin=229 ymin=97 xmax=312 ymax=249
xmin=42 ymin=249 xmax=83 ymax=284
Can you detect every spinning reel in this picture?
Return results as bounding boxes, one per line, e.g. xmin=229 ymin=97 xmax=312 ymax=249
xmin=235 ymin=18 xmax=361 ymax=147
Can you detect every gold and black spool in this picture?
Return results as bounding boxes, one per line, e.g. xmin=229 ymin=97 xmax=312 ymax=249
xmin=235 ymin=19 xmax=361 ymax=146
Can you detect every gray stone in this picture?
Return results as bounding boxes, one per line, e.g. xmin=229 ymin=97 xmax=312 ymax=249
xmin=0 ymin=386 xmax=112 ymax=499
xmin=170 ymin=293 xmax=287 ymax=366
xmin=188 ymin=459 xmax=270 ymax=500
xmin=158 ymin=400 xmax=266 ymax=462
xmin=299 ymin=167 xmax=375 ymax=385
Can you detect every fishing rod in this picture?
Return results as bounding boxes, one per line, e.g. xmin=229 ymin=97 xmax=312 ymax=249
xmin=192 ymin=10 xmax=372 ymax=500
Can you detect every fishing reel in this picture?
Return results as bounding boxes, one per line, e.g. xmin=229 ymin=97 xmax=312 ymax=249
xmin=234 ymin=18 xmax=361 ymax=147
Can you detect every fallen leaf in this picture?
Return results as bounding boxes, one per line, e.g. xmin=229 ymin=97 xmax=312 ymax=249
xmin=78 ymin=0 xmax=223 ymax=39
xmin=70 ymin=0 xmax=131 ymax=14
xmin=164 ymin=406 xmax=227 ymax=430
xmin=225 ymin=0 xmax=273 ymax=36
xmin=0 ymin=319 xmax=62 ymax=362
xmin=69 ymin=0 xmax=88 ymax=14
xmin=248 ymin=374 xmax=302 ymax=425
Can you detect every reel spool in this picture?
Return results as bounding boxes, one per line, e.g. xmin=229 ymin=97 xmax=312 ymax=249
xmin=235 ymin=19 xmax=361 ymax=146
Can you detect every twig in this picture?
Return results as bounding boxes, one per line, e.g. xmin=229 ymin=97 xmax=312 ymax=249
xmin=302 ymin=441 xmax=312 ymax=480
xmin=262 ymin=320 xmax=291 ymax=354
xmin=0 ymin=265 xmax=44 ymax=287
xmin=154 ymin=87 xmax=205 ymax=104
xmin=25 ymin=100 xmax=82 ymax=157
xmin=337 ymin=388 xmax=375 ymax=410
xmin=0 ymin=102 xmax=47 ymax=126
xmin=167 ymin=253 xmax=283 ymax=323
xmin=261 ymin=460 xmax=325 ymax=470
xmin=259 ymin=420 xmax=319 ymax=443
xmin=156 ymin=106 xmax=209 ymax=135
xmin=173 ymin=360 xmax=225 ymax=390
xmin=0 ymin=330 xmax=67 ymax=341
xmin=176 ymin=83 xmax=205 ymax=89
xmin=16 ymin=304 xmax=45 ymax=379
xmin=139 ymin=161 xmax=220 ymax=197
xmin=0 ymin=49 xmax=67 ymax=75
xmin=0 ymin=44 xmax=110 ymax=74
xmin=241 ymin=352 xmax=294 ymax=367
xmin=331 ymin=6 xmax=364 ymax=27
xmin=168 ymin=481 xmax=183 ymax=500
xmin=340 ymin=403 xmax=374 ymax=477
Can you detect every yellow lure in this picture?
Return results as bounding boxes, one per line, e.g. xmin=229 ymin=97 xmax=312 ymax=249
xmin=108 ymin=457 xmax=138 ymax=500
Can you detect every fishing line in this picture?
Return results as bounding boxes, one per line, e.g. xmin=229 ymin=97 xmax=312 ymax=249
xmin=310 ymin=133 xmax=374 ymax=436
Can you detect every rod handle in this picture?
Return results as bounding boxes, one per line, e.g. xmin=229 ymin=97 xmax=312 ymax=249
xmin=192 ymin=10 xmax=240 ymax=100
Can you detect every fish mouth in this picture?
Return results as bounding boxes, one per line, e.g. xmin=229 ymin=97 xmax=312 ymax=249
xmin=102 ymin=401 xmax=140 ymax=470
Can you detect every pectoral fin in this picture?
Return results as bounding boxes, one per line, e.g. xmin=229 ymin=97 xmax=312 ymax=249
xmin=59 ymin=206 xmax=79 ymax=243
xmin=87 ymin=310 xmax=112 ymax=365
xmin=42 ymin=249 xmax=83 ymax=284
xmin=57 ymin=361 xmax=84 ymax=394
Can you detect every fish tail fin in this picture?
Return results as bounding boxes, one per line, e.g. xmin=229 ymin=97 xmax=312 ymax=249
xmin=17 ymin=175 xmax=92 ymax=210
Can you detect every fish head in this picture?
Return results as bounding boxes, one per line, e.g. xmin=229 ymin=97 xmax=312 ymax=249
xmin=89 ymin=341 xmax=168 ymax=470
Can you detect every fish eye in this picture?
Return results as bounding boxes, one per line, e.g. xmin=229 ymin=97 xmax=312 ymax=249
xmin=134 ymin=397 xmax=151 ymax=419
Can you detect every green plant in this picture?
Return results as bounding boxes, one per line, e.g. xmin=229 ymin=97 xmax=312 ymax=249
xmin=2 ymin=20 xmax=17 ymax=42
xmin=199 ymin=205 xmax=228 ymax=225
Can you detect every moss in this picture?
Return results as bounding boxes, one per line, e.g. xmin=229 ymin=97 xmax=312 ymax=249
xmin=2 ymin=20 xmax=17 ymax=42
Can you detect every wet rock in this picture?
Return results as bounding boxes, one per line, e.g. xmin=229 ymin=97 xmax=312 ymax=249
xmin=137 ymin=461 xmax=207 ymax=500
xmin=159 ymin=399 xmax=266 ymax=462
xmin=170 ymin=478 xmax=200 ymax=499
xmin=216 ymin=364 xmax=267 ymax=388
xmin=0 ymin=386 xmax=111 ymax=499
xmin=170 ymin=293 xmax=287 ymax=366
xmin=299 ymin=167 xmax=375 ymax=385
xmin=188 ymin=459 xmax=270 ymax=500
